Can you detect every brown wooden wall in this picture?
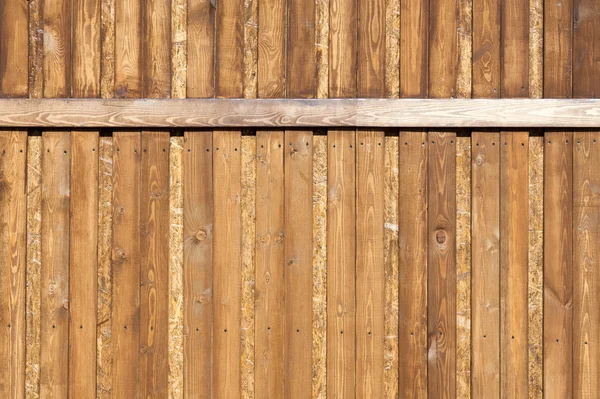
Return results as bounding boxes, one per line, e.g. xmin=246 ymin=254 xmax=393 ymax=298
xmin=0 ymin=0 xmax=599 ymax=399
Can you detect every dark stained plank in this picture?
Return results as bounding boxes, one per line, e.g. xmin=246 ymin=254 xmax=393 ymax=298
xmin=183 ymin=131 xmax=213 ymax=398
xmin=43 ymin=0 xmax=71 ymax=98
xmin=427 ymin=131 xmax=456 ymax=398
xmin=144 ymin=0 xmax=171 ymax=98
xmin=500 ymin=131 xmax=529 ymax=398
xmin=284 ymin=130 xmax=313 ymax=397
xmin=544 ymin=131 xmax=573 ymax=399
xmin=501 ymin=0 xmax=529 ymax=97
xmin=429 ymin=0 xmax=457 ymax=98
xmin=257 ymin=0 xmax=285 ymax=98
xmin=139 ymin=132 xmax=170 ymax=397
xmin=68 ymin=132 xmax=99 ymax=398
xmin=357 ymin=0 xmax=385 ymax=98
xmin=40 ymin=132 xmax=71 ymax=398
xmin=472 ymin=0 xmax=500 ymax=97
xmin=0 ymin=0 xmax=28 ymax=97
xmin=471 ymin=131 xmax=500 ymax=397
xmin=72 ymin=0 xmax=101 ymax=97
xmin=212 ymin=130 xmax=242 ymax=397
xmin=287 ymin=0 xmax=316 ymax=98
xmin=187 ymin=0 xmax=215 ymax=98
xmin=398 ymin=131 xmax=428 ymax=399
xmin=356 ymin=130 xmax=385 ymax=397
xmin=0 ymin=131 xmax=27 ymax=398
xmin=255 ymin=130 xmax=285 ymax=397
xmin=215 ymin=0 xmax=243 ymax=98
xmin=573 ymin=0 xmax=600 ymax=98
xmin=111 ymin=132 xmax=141 ymax=398
xmin=544 ymin=0 xmax=573 ymax=98
xmin=115 ymin=0 xmax=142 ymax=97
xmin=329 ymin=0 xmax=357 ymax=98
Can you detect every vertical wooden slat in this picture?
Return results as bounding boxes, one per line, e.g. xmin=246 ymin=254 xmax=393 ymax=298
xmin=212 ymin=130 xmax=241 ymax=397
xmin=573 ymin=131 xmax=600 ymax=398
xmin=115 ymin=0 xmax=142 ymax=97
xmin=112 ymin=132 xmax=141 ymax=398
xmin=257 ymin=0 xmax=285 ymax=98
xmin=140 ymin=132 xmax=170 ymax=397
xmin=427 ymin=131 xmax=456 ymax=398
xmin=40 ymin=132 xmax=70 ymax=398
xmin=398 ymin=131 xmax=427 ymax=399
xmin=544 ymin=0 xmax=573 ymax=98
xmin=429 ymin=0 xmax=457 ymax=98
xmin=43 ymin=1 xmax=71 ymax=98
xmin=543 ymin=131 xmax=573 ymax=399
xmin=472 ymin=0 xmax=500 ymax=97
xmin=183 ymin=131 xmax=213 ymax=398
xmin=187 ymin=0 xmax=215 ymax=98
xmin=0 ymin=1 xmax=28 ymax=97
xmin=144 ymin=0 xmax=171 ymax=97
xmin=254 ymin=130 xmax=284 ymax=397
xmin=327 ymin=130 xmax=356 ymax=397
xmin=0 ymin=131 xmax=27 ymax=399
xmin=72 ymin=0 xmax=101 ymax=97
xmin=287 ymin=0 xmax=316 ymax=98
xmin=284 ymin=130 xmax=313 ymax=397
xmin=100 ymin=0 xmax=116 ymax=99
xmin=357 ymin=0 xmax=385 ymax=98
xmin=471 ymin=132 xmax=500 ymax=397
xmin=215 ymin=0 xmax=243 ymax=98
xmin=68 ymin=132 xmax=98 ymax=398
xmin=500 ymin=131 xmax=529 ymax=399
xmin=400 ymin=0 xmax=428 ymax=97
xmin=573 ymin=0 xmax=600 ymax=98
xmin=329 ymin=0 xmax=357 ymax=98
xmin=355 ymin=131 xmax=384 ymax=398
xmin=501 ymin=0 xmax=529 ymax=97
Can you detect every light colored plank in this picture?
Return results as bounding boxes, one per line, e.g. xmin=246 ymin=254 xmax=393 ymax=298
xmin=215 ymin=0 xmax=243 ymax=98
xmin=255 ymin=131 xmax=284 ymax=398
xmin=72 ymin=0 xmax=101 ymax=97
xmin=400 ymin=0 xmax=427 ymax=97
xmin=40 ymin=132 xmax=70 ymax=398
xmin=183 ymin=131 xmax=213 ymax=398
xmin=544 ymin=0 xmax=572 ymax=98
xmin=140 ymin=132 xmax=170 ymax=397
xmin=144 ymin=0 xmax=171 ymax=97
xmin=0 ymin=131 xmax=27 ymax=399
xmin=472 ymin=0 xmax=500 ymax=97
xmin=115 ymin=0 xmax=141 ymax=97
xmin=429 ymin=0 xmax=457 ymax=98
xmin=471 ymin=132 xmax=500 ymax=397
xmin=329 ymin=0 xmax=357 ymax=98
xmin=212 ymin=130 xmax=242 ymax=397
xmin=257 ymin=0 xmax=285 ymax=98
xmin=187 ymin=0 xmax=215 ymax=98
xmin=68 ymin=132 xmax=99 ymax=398
xmin=355 ymin=130 xmax=385 ymax=398
xmin=0 ymin=0 xmax=28 ymax=97
xmin=111 ymin=132 xmax=141 ymax=398
xmin=501 ymin=0 xmax=529 ymax=97
xmin=43 ymin=0 xmax=71 ymax=98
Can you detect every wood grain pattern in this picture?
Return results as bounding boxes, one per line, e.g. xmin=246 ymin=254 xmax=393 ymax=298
xmin=358 ymin=0 xmax=385 ymax=97
xmin=544 ymin=0 xmax=573 ymax=98
xmin=472 ymin=0 xmax=500 ymax=97
xmin=355 ymin=130 xmax=385 ymax=398
xmin=72 ymin=0 xmax=101 ymax=97
xmin=68 ymin=132 xmax=98 ymax=398
xmin=544 ymin=131 xmax=573 ymax=399
xmin=327 ymin=130 xmax=356 ymax=397
xmin=257 ymin=0 xmax=285 ymax=98
xmin=398 ymin=131 xmax=427 ymax=399
xmin=215 ymin=0 xmax=243 ymax=98
xmin=471 ymin=131 xmax=500 ymax=397
xmin=212 ymin=130 xmax=242 ymax=397
xmin=0 ymin=0 xmax=28 ymax=97
xmin=329 ymin=0 xmax=357 ymax=98
xmin=500 ymin=131 xmax=529 ymax=398
xmin=573 ymin=0 xmax=600 ymax=98
xmin=501 ymin=0 xmax=529 ymax=97
xmin=140 ymin=132 xmax=170 ymax=397
xmin=400 ymin=0 xmax=428 ymax=97
xmin=284 ymin=130 xmax=313 ymax=397
xmin=40 ymin=132 xmax=70 ymax=398
xmin=111 ymin=132 xmax=141 ymax=398
xmin=144 ymin=0 xmax=171 ymax=98
xmin=573 ymin=131 xmax=600 ymax=397
xmin=183 ymin=131 xmax=213 ymax=398
xmin=115 ymin=0 xmax=142 ymax=97
xmin=287 ymin=0 xmax=316 ymax=98
xmin=43 ymin=0 xmax=71 ymax=98
xmin=427 ymin=131 xmax=456 ymax=398
xmin=0 ymin=131 xmax=27 ymax=399
xmin=187 ymin=0 xmax=215 ymax=98
xmin=429 ymin=0 xmax=457 ymax=98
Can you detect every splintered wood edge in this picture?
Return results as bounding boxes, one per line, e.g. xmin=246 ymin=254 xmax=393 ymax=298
xmin=0 ymin=98 xmax=600 ymax=128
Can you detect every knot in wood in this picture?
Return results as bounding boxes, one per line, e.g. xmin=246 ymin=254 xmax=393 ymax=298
xmin=195 ymin=229 xmax=207 ymax=241
xmin=260 ymin=234 xmax=271 ymax=245
xmin=436 ymin=230 xmax=446 ymax=244
xmin=476 ymin=156 xmax=483 ymax=166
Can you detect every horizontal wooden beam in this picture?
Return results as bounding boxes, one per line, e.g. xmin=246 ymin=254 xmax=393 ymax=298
xmin=0 ymin=98 xmax=599 ymax=128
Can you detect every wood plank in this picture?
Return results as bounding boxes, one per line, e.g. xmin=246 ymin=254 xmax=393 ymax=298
xmin=43 ymin=0 xmax=71 ymax=97
xmin=144 ymin=0 xmax=171 ymax=98
xmin=429 ymin=0 xmax=457 ymax=98
xmin=327 ymin=130 xmax=356 ymax=397
xmin=212 ymin=130 xmax=242 ymax=397
xmin=329 ymin=0 xmax=357 ymax=98
xmin=398 ymin=131 xmax=427 ymax=399
xmin=287 ymin=0 xmax=315 ymax=98
xmin=183 ymin=132 xmax=213 ymax=398
xmin=357 ymin=0 xmax=385 ymax=97
xmin=356 ymin=130 xmax=384 ymax=397
xmin=427 ymin=131 xmax=456 ymax=398
xmin=573 ymin=131 xmax=600 ymax=397
xmin=255 ymin=130 xmax=285 ymax=398
xmin=284 ymin=130 xmax=313 ymax=397
xmin=72 ymin=0 xmax=101 ymax=97
xmin=501 ymin=0 xmax=529 ymax=97
xmin=215 ymin=0 xmax=243 ymax=97
xmin=471 ymin=131 xmax=500 ymax=397
xmin=40 ymin=132 xmax=70 ymax=398
xmin=500 ymin=131 xmax=529 ymax=398
xmin=544 ymin=131 xmax=573 ymax=399
xmin=0 ymin=0 xmax=28 ymax=97
xmin=112 ymin=132 xmax=141 ymax=398
xmin=544 ymin=0 xmax=573 ymax=98
xmin=0 ymin=131 xmax=27 ymax=399
xmin=115 ymin=0 xmax=142 ymax=97
xmin=139 ymin=132 xmax=170 ymax=397
xmin=257 ymin=0 xmax=285 ymax=98
xmin=573 ymin=0 xmax=600 ymax=98
xmin=68 ymin=132 xmax=98 ymax=398
xmin=400 ymin=0 xmax=428 ymax=97
xmin=187 ymin=0 xmax=215 ymax=98
xmin=472 ymin=0 xmax=500 ymax=97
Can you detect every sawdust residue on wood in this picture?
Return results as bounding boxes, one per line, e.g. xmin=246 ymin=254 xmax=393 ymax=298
xmin=168 ymin=137 xmax=184 ymax=399
xmin=26 ymin=136 xmax=42 ymax=398
xmin=244 ymin=0 xmax=258 ymax=98
xmin=172 ymin=0 xmax=187 ymax=99
xmin=241 ymin=136 xmax=256 ymax=398
xmin=385 ymin=0 xmax=399 ymax=98
xmin=383 ymin=136 xmax=399 ymax=398
xmin=28 ymin=1 xmax=43 ymax=98
xmin=457 ymin=0 xmax=473 ymax=98
xmin=97 ymin=137 xmax=113 ymax=399
xmin=316 ymin=0 xmax=329 ymax=99
xmin=456 ymin=136 xmax=471 ymax=398
xmin=312 ymin=134 xmax=327 ymax=398
xmin=529 ymin=0 xmax=543 ymax=99
xmin=528 ymin=136 xmax=543 ymax=399
xmin=101 ymin=0 xmax=115 ymax=98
